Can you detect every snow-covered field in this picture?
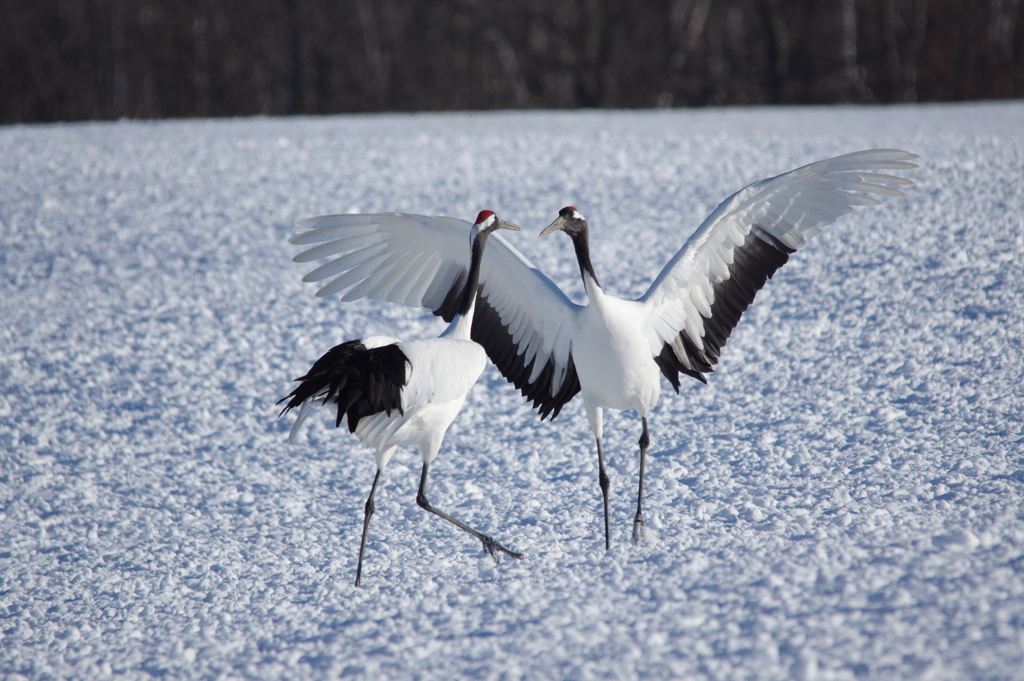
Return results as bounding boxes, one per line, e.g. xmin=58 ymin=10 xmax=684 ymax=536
xmin=1 ymin=102 xmax=1023 ymax=680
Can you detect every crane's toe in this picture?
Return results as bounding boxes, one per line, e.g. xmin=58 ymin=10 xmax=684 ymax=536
xmin=631 ymin=518 xmax=647 ymax=546
xmin=481 ymin=535 xmax=524 ymax=562
xmin=481 ymin=537 xmax=501 ymax=564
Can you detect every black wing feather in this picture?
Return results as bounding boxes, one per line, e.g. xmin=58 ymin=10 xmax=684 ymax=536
xmin=471 ymin=294 xmax=581 ymax=420
xmin=433 ymin=269 xmax=469 ymax=323
xmin=658 ymin=226 xmax=794 ymax=391
xmin=427 ymin=270 xmax=581 ymax=420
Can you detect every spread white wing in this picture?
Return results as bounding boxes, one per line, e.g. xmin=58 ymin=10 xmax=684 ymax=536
xmin=291 ymin=213 xmax=472 ymax=313
xmin=640 ymin=149 xmax=918 ymax=389
xmin=290 ymin=213 xmax=583 ymax=419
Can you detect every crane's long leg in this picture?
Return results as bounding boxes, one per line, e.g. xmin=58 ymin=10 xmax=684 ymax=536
xmin=355 ymin=469 xmax=382 ymax=587
xmin=416 ymin=462 xmax=523 ymax=563
xmin=632 ymin=417 xmax=650 ymax=545
xmin=585 ymin=403 xmax=611 ymax=550
xmin=596 ymin=436 xmax=611 ymax=550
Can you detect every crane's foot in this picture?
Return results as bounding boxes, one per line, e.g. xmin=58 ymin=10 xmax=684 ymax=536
xmin=631 ymin=516 xmax=647 ymax=546
xmin=481 ymin=535 xmax=524 ymax=563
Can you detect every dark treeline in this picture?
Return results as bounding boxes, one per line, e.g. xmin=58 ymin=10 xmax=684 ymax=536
xmin=2 ymin=0 xmax=1021 ymax=123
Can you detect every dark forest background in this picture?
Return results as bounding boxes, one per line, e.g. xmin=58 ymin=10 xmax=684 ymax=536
xmin=2 ymin=0 xmax=1022 ymax=124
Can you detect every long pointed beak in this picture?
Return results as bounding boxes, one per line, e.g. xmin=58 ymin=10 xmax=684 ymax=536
xmin=539 ymin=216 xmax=566 ymax=237
xmin=498 ymin=218 xmax=520 ymax=232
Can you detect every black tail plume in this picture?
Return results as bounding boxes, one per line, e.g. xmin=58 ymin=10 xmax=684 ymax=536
xmin=279 ymin=340 xmax=410 ymax=433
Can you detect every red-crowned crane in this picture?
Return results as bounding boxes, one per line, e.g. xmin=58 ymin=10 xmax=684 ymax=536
xmin=288 ymin=150 xmax=918 ymax=550
xmin=280 ymin=210 xmax=522 ymax=587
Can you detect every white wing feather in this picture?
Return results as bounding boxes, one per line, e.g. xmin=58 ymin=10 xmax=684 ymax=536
xmin=641 ymin=149 xmax=918 ymax=358
xmin=291 ymin=213 xmax=471 ymax=306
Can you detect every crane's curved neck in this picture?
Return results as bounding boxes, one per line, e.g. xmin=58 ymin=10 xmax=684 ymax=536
xmin=445 ymin=228 xmax=490 ymax=339
xmin=569 ymin=228 xmax=601 ymax=296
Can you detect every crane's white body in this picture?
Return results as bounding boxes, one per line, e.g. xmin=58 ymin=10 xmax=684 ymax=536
xmin=351 ymin=335 xmax=485 ymax=469
xmin=288 ymin=296 xmax=487 ymax=471
xmin=571 ymin=274 xmax=661 ymax=438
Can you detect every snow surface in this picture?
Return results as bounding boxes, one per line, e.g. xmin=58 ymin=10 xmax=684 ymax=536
xmin=1 ymin=102 xmax=1023 ymax=680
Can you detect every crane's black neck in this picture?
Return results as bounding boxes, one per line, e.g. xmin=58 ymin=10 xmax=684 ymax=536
xmin=568 ymin=227 xmax=601 ymax=291
xmin=456 ymin=228 xmax=492 ymax=318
